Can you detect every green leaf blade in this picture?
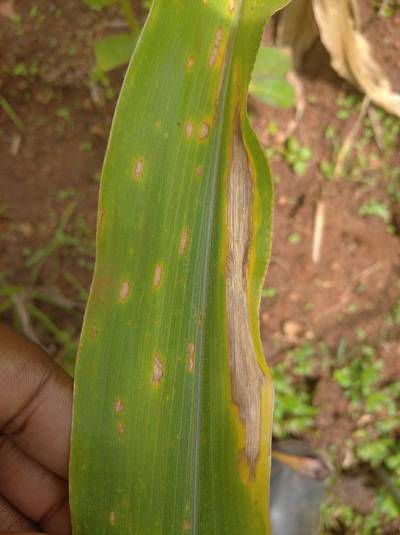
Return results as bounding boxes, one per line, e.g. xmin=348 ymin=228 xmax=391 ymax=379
xmin=70 ymin=1 xmax=288 ymax=533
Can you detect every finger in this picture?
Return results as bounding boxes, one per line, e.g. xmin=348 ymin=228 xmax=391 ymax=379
xmin=0 ymin=438 xmax=71 ymax=535
xmin=0 ymin=324 xmax=73 ymax=478
xmin=0 ymin=494 xmax=37 ymax=532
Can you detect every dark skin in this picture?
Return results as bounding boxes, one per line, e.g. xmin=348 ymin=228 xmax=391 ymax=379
xmin=0 ymin=324 xmax=72 ymax=535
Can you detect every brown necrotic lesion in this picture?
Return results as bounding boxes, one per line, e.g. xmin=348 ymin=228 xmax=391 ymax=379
xmin=133 ymin=157 xmax=144 ymax=180
xmin=179 ymin=227 xmax=190 ymax=256
xmin=226 ymin=126 xmax=265 ymax=477
xmin=187 ymin=342 xmax=195 ymax=372
xmin=119 ymin=281 xmax=131 ymax=302
xmin=152 ymin=354 xmax=164 ymax=386
xmin=153 ymin=264 xmax=163 ymax=289
xmin=209 ymin=28 xmax=224 ymax=67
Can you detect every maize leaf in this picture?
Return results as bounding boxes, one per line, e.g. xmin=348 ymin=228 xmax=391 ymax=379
xmin=70 ymin=1 xmax=288 ymax=533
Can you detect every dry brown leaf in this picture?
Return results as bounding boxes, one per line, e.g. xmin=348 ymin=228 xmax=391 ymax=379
xmin=276 ymin=0 xmax=400 ymax=117
xmin=313 ymin=0 xmax=400 ymax=116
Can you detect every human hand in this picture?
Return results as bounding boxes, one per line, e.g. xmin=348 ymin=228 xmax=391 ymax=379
xmin=0 ymin=324 xmax=73 ymax=535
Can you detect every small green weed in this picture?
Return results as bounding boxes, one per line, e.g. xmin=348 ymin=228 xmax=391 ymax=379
xmin=320 ymin=159 xmax=335 ymax=180
xmin=261 ymin=286 xmax=277 ymax=298
xmin=336 ymin=94 xmax=360 ymax=120
xmin=0 ymin=96 xmax=24 ymax=130
xmin=10 ymin=13 xmax=23 ymax=35
xmin=359 ymin=199 xmax=391 ymax=223
xmin=387 ymin=167 xmax=400 ymax=204
xmin=56 ymin=107 xmax=71 ymax=121
xmin=391 ymin=301 xmax=400 ymax=324
xmin=288 ymin=232 xmax=301 ymax=245
xmin=283 ymin=137 xmax=313 ymax=176
xmin=79 ymin=140 xmax=93 ymax=152
xmin=332 ymin=344 xmax=400 ymax=525
xmin=272 ymin=343 xmax=318 ymax=438
xmin=321 ymin=499 xmax=392 ymax=535
xmin=373 ymin=0 xmax=400 ymax=17
xmin=29 ymin=5 xmax=40 ymax=17
xmin=82 ymin=0 xmax=114 ymax=9
xmin=273 ymin=339 xmax=400 ymax=531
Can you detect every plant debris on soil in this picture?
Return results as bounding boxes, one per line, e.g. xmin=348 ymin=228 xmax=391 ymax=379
xmin=1 ymin=1 xmax=399 ymax=533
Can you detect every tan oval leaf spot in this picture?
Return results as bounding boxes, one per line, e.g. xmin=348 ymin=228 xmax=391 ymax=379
xmin=118 ymin=422 xmax=125 ymax=436
xmin=152 ymin=355 xmax=164 ymax=386
xmin=153 ymin=264 xmax=163 ymax=289
xmin=185 ymin=122 xmax=194 ymax=138
xmin=115 ymin=399 xmax=124 ymax=413
xmin=119 ymin=281 xmax=131 ymax=302
xmin=133 ymin=157 xmax=144 ymax=180
xmin=209 ymin=28 xmax=223 ymax=67
xmin=91 ymin=326 xmax=98 ymax=339
xmin=182 ymin=520 xmax=192 ymax=531
xmin=187 ymin=342 xmax=195 ymax=373
xmin=186 ymin=57 xmax=195 ymax=70
xmin=155 ymin=119 xmax=162 ymax=129
xmin=199 ymin=122 xmax=210 ymax=140
xmin=179 ymin=227 xmax=189 ymax=256
xmin=109 ymin=511 xmax=116 ymax=526
xmin=228 ymin=0 xmax=236 ymax=13
xmin=195 ymin=165 xmax=204 ymax=178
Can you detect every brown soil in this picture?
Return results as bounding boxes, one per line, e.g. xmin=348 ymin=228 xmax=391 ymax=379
xmin=1 ymin=0 xmax=399 ymax=531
